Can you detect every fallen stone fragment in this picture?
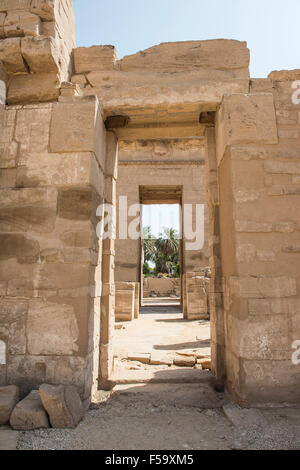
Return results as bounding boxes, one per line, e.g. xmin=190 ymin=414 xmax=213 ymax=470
xmin=173 ymin=354 xmax=196 ymax=367
xmin=39 ymin=384 xmax=84 ymax=429
xmin=150 ymin=352 xmax=173 ymax=366
xmin=223 ymin=403 xmax=268 ymax=428
xmin=197 ymin=359 xmax=212 ymax=370
xmin=127 ymin=353 xmax=150 ymax=364
xmin=10 ymin=390 xmax=49 ymax=430
xmin=0 ymin=386 xmax=19 ymax=425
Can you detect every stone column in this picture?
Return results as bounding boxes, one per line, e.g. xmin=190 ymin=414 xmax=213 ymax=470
xmin=0 ymin=95 xmax=106 ymax=408
xmin=99 ymin=131 xmax=118 ymax=389
xmin=205 ymin=127 xmax=226 ymax=390
xmin=216 ymin=91 xmax=300 ymax=405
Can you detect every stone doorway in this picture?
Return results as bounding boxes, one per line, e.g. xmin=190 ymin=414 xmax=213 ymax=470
xmin=140 ymin=186 xmax=182 ymax=309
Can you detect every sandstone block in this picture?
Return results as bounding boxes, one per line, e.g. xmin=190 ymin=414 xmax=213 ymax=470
xmin=0 ymin=385 xmax=19 ymax=424
xmin=217 ymin=94 xmax=278 ymax=164
xmin=4 ymin=10 xmax=41 ymax=37
xmin=119 ymin=39 xmax=249 ymax=73
xmin=7 ymin=73 xmax=60 ymax=105
xmin=49 ymin=97 xmax=104 ymax=161
xmin=57 ymin=188 xmax=95 ymax=221
xmin=21 ymin=36 xmax=60 ymax=73
xmin=0 ymin=298 xmax=27 ymax=355
xmin=0 ymin=1 xmax=31 ymax=12
xmin=0 ymin=37 xmax=26 ymax=73
xmin=173 ymin=354 xmax=196 ymax=367
xmin=30 ymin=0 xmax=56 ymax=21
xmin=27 ymin=300 xmax=79 ymax=355
xmin=10 ymin=390 xmax=49 ymax=430
xmin=73 ymin=45 xmax=118 ymax=73
xmin=264 ymin=160 xmax=300 ymax=175
xmin=232 ymin=276 xmax=297 ymax=299
xmin=39 ymin=384 xmax=84 ymax=429
xmin=0 ymin=233 xmax=39 ymax=264
xmin=0 ymin=187 xmax=57 ymax=233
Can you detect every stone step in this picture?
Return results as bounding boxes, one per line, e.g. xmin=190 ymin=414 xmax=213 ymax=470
xmin=110 ymin=368 xmax=214 ymax=386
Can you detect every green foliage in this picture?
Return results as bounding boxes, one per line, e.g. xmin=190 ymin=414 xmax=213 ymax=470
xmin=143 ymin=261 xmax=154 ymax=277
xmin=142 ymin=226 xmax=180 ymax=278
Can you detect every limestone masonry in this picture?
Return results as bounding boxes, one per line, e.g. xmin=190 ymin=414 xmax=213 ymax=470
xmin=0 ymin=0 xmax=299 ymax=410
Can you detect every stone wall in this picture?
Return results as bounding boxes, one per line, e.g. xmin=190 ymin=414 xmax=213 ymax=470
xmin=0 ymin=92 xmax=109 ymax=404
xmin=143 ymin=278 xmax=180 ymax=298
xmin=215 ymin=74 xmax=300 ymax=405
xmin=115 ymin=139 xmax=210 ymax=283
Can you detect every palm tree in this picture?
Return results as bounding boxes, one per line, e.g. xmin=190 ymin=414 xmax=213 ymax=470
xmin=155 ymin=227 xmax=179 ymax=273
xmin=142 ymin=226 xmax=156 ymax=263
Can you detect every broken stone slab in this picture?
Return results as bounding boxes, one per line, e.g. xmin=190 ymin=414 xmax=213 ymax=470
xmin=127 ymin=353 xmax=150 ymax=365
xmin=150 ymin=352 xmax=173 ymax=366
xmin=0 ymin=385 xmax=19 ymax=425
xmin=197 ymin=359 xmax=212 ymax=370
xmin=10 ymin=390 xmax=49 ymax=430
xmin=173 ymin=354 xmax=196 ymax=367
xmin=223 ymin=404 xmax=268 ymax=429
xmin=39 ymin=384 xmax=84 ymax=429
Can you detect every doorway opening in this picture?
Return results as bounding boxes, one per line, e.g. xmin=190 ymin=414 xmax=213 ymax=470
xmin=140 ymin=185 xmax=182 ymax=310
xmin=112 ymin=185 xmax=211 ymax=384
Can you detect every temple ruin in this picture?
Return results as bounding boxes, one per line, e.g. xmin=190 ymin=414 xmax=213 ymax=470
xmin=0 ymin=0 xmax=299 ymax=410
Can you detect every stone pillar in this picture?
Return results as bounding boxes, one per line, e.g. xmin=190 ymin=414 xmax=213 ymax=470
xmin=216 ymin=91 xmax=300 ymax=405
xmin=205 ymin=127 xmax=226 ymax=389
xmin=0 ymin=94 xmax=106 ymax=407
xmin=99 ymin=131 xmax=118 ymax=389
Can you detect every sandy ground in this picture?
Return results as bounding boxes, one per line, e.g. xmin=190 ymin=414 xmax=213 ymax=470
xmin=2 ymin=306 xmax=300 ymax=450
xmin=114 ymin=306 xmax=211 ymax=365
xmin=16 ymin=384 xmax=300 ymax=450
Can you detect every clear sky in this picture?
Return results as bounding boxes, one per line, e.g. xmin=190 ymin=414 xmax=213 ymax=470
xmin=143 ymin=205 xmax=180 ymax=238
xmin=74 ymin=0 xmax=300 ymax=78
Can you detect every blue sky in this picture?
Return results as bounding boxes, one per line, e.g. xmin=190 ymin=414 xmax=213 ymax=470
xmin=74 ymin=0 xmax=300 ymax=78
xmin=143 ymin=205 xmax=180 ymax=237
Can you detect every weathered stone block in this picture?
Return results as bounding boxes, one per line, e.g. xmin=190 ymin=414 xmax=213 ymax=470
xmin=49 ymin=97 xmax=105 ymax=165
xmin=0 ymin=37 xmax=26 ymax=73
xmin=174 ymin=354 xmax=196 ymax=367
xmin=0 ymin=187 xmax=57 ymax=233
xmin=30 ymin=0 xmax=56 ymax=21
xmin=39 ymin=384 xmax=84 ymax=428
xmin=57 ymin=188 xmax=94 ymax=221
xmin=73 ymin=45 xmax=117 ymax=73
xmin=10 ymin=390 xmax=49 ymax=430
xmin=21 ymin=36 xmax=60 ymax=73
xmin=7 ymin=355 xmax=86 ymax=397
xmin=15 ymin=106 xmax=51 ymax=156
xmin=17 ymin=152 xmax=102 ymax=189
xmin=0 ymin=0 xmax=31 ymax=12
xmin=264 ymin=160 xmax=300 ymax=175
xmin=0 ymin=233 xmax=39 ymax=263
xmin=7 ymin=73 xmax=60 ymax=105
xmin=119 ymin=39 xmax=249 ymax=73
xmin=0 ymin=385 xmax=19 ymax=425
xmin=217 ymin=94 xmax=278 ymax=164
xmin=4 ymin=10 xmax=41 ymax=37
xmin=231 ymin=276 xmax=297 ymax=298
xmin=27 ymin=300 xmax=79 ymax=355
xmin=0 ymin=298 xmax=27 ymax=355
xmin=235 ymin=220 xmax=273 ymax=233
